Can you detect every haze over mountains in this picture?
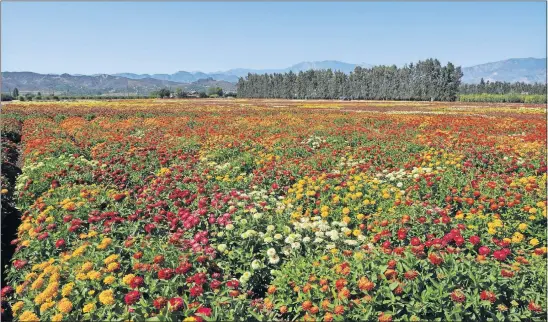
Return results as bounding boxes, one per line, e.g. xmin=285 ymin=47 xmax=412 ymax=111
xmin=2 ymin=58 xmax=545 ymax=95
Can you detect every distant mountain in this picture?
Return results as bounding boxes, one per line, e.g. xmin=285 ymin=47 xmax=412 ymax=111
xmin=462 ymin=58 xmax=546 ymax=84
xmin=115 ymin=61 xmax=373 ymax=83
xmin=112 ymin=59 xmax=546 ymax=84
xmin=0 ymin=72 xmax=235 ymax=95
xmin=3 ymin=58 xmax=545 ymax=95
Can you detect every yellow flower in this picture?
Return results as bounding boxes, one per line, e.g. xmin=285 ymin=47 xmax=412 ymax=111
xmin=87 ymin=270 xmax=101 ymax=280
xmin=106 ymin=262 xmax=120 ymax=272
xmin=58 ymin=298 xmax=73 ymax=313
xmin=530 ymin=238 xmax=540 ymax=246
xmin=72 ymin=244 xmax=88 ymax=257
xmin=31 ymin=278 xmax=45 ymax=290
xmin=99 ymin=289 xmax=115 ymax=305
xmin=83 ymin=302 xmax=96 ymax=313
xmin=25 ymin=272 xmax=38 ymax=281
xmin=342 ymin=207 xmax=350 ymax=215
xmin=80 ymin=261 xmax=94 ymax=273
xmin=103 ymin=275 xmax=116 ymax=285
xmin=40 ymin=301 xmax=55 ymax=313
xmin=123 ymin=274 xmax=136 ymax=285
xmin=511 ymin=232 xmax=524 ymax=243
xmin=183 ymin=318 xmax=197 ymax=322
xmin=16 ymin=284 xmax=26 ymax=295
xmin=19 ymin=311 xmax=40 ymax=322
xmin=518 ymin=223 xmax=528 ymax=231
xmin=104 ymin=254 xmax=119 ymax=265
xmin=12 ymin=301 xmax=24 ymax=314
xmin=528 ymin=208 xmax=537 ymax=214
xmin=61 ymin=283 xmax=74 ymax=297
xmin=51 ymin=313 xmax=63 ymax=322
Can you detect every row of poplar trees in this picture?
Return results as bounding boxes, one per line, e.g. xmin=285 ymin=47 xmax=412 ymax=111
xmin=459 ymin=79 xmax=546 ymax=95
xmin=237 ymin=59 xmax=463 ymax=101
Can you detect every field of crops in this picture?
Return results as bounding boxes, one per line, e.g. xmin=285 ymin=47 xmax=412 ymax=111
xmin=1 ymin=99 xmax=546 ymax=321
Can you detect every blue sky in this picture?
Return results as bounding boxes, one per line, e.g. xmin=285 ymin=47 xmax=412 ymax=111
xmin=1 ymin=2 xmax=546 ymax=74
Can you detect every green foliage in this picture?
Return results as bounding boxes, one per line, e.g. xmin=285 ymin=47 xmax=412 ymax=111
xmin=237 ymin=59 xmax=463 ymax=101
xmin=207 ymin=86 xmax=223 ymax=97
xmin=458 ymin=94 xmax=547 ymax=103
xmin=1 ymin=93 xmax=14 ymax=101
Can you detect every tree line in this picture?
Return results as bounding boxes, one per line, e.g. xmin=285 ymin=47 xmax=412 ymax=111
xmin=237 ymin=59 xmax=464 ymax=101
xmin=459 ymin=79 xmax=546 ymax=95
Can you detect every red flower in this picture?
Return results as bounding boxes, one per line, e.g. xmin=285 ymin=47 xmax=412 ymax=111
xmin=158 ymin=268 xmax=173 ymax=280
xmin=428 ymin=253 xmax=443 ymax=266
xmin=196 ymin=307 xmax=212 ymax=317
xmin=478 ymin=246 xmax=491 ymax=256
xmin=480 ymin=290 xmax=496 ymax=303
xmin=153 ymin=255 xmax=165 ymax=264
xmin=492 ymin=250 xmax=508 ymax=261
xmin=113 ymin=193 xmax=126 ymax=201
xmin=124 ymin=290 xmax=141 ymax=305
xmin=55 ymin=239 xmax=66 ymax=248
xmin=450 ymin=289 xmax=466 ymax=303
xmin=133 ymin=252 xmax=143 ymax=259
xmin=153 ymin=297 xmax=167 ymax=310
xmin=469 ymin=235 xmax=480 ymax=245
xmin=1 ymin=286 xmax=14 ymax=298
xmin=501 ymin=270 xmax=514 ymax=278
xmin=410 ymin=237 xmax=421 ymax=246
xmin=227 ymin=279 xmax=239 ymax=289
xmin=130 ymin=276 xmax=144 ymax=289
xmin=168 ymin=297 xmax=184 ymax=311
xmin=13 ymin=260 xmax=27 ymax=270
xmin=528 ymin=301 xmax=543 ymax=313
xmin=209 ymin=280 xmax=222 ymax=289
xmin=404 ymin=270 xmax=419 ymax=280
xmin=190 ymin=285 xmax=204 ymax=297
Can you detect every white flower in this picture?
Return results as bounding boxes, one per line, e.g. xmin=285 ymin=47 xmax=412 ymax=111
xmin=217 ymin=244 xmax=227 ymax=252
xmin=240 ymin=219 xmax=248 ymax=225
xmin=313 ymin=238 xmax=324 ymax=244
xmin=344 ymin=239 xmax=358 ymax=246
xmin=251 ymin=260 xmax=262 ymax=270
xmin=269 ymin=255 xmax=280 ymax=264
xmin=253 ymin=213 xmax=263 ymax=220
xmin=266 ymin=225 xmax=275 ymax=232
xmin=302 ymin=237 xmax=311 ymax=243
xmin=274 ymin=234 xmax=283 ymax=240
xmin=218 ymin=232 xmax=224 ymax=237
xmin=291 ymin=242 xmax=301 ymax=249
xmin=326 ymin=244 xmax=336 ymax=250
xmin=396 ymin=182 xmax=403 ymax=188
xmin=267 ymin=248 xmax=277 ymax=257
xmin=226 ymin=224 xmax=234 ymax=230
xmin=263 ymin=236 xmax=273 ymax=243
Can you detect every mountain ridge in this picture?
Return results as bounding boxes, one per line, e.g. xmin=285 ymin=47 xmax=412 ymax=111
xmin=2 ymin=58 xmax=545 ymax=95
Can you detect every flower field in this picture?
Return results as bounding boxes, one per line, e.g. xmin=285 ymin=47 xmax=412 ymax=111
xmin=1 ymin=99 xmax=546 ymax=321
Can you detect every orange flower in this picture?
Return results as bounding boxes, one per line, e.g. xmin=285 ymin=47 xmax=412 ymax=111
xmin=321 ymin=299 xmax=331 ymax=310
xmin=338 ymin=287 xmax=350 ymax=299
xmin=267 ymin=285 xmax=276 ymax=294
xmin=302 ymin=300 xmax=313 ymax=311
xmin=358 ymin=277 xmax=375 ymax=291
xmin=335 ymin=278 xmax=347 ymax=290
xmin=334 ymin=305 xmax=345 ymax=315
